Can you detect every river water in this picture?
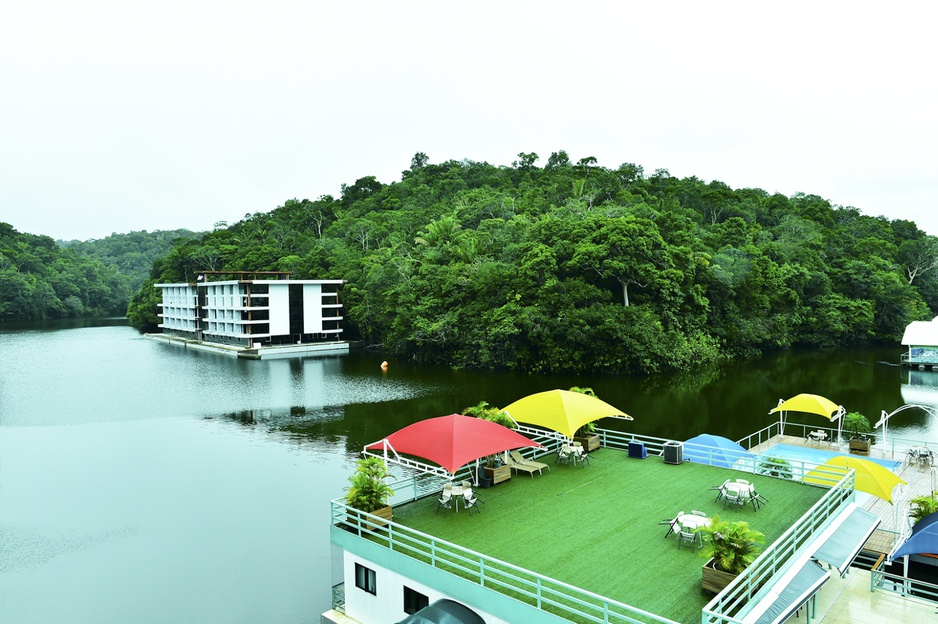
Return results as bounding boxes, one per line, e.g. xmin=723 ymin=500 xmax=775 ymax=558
xmin=1 ymin=320 xmax=936 ymax=623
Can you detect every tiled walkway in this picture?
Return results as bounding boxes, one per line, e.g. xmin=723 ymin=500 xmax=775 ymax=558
xmin=802 ymin=568 xmax=937 ymax=624
xmin=753 ymin=434 xmax=938 ymax=623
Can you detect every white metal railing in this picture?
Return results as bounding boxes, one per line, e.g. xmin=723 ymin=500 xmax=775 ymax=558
xmin=332 ymin=499 xmax=680 ymax=624
xmin=701 ymin=470 xmax=855 ymax=624
xmin=871 ymin=566 xmax=938 ymax=603
xmin=342 ymin=426 xmax=919 ymax=624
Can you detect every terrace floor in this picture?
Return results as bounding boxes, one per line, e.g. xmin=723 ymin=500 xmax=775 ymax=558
xmin=812 ymin=567 xmax=937 ymax=624
xmin=750 ymin=434 xmax=938 ymax=624
xmin=752 ymin=434 xmax=937 ymax=536
xmin=391 ymin=447 xmax=826 ymax=624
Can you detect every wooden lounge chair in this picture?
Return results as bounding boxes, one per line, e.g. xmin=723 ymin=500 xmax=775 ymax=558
xmin=507 ymin=450 xmax=549 ymax=477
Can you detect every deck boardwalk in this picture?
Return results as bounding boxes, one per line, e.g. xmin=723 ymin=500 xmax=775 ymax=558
xmin=750 ymin=434 xmax=937 ymax=544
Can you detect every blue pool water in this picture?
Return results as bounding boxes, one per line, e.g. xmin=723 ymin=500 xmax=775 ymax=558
xmin=764 ymin=443 xmax=902 ymax=472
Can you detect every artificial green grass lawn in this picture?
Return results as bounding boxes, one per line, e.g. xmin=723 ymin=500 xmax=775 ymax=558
xmin=391 ymin=449 xmax=826 ymax=624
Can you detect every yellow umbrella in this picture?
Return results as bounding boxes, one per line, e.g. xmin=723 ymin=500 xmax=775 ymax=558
xmin=769 ymin=393 xmax=845 ymax=440
xmin=804 ymin=456 xmax=906 ymax=503
xmin=769 ymin=393 xmax=841 ymax=419
xmin=503 ymin=389 xmax=632 ymax=439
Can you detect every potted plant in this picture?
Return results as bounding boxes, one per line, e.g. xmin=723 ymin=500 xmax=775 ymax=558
xmin=757 ymin=455 xmax=793 ymax=480
xmin=574 ymin=421 xmax=601 ymax=452
xmin=909 ymin=492 xmax=938 ymax=525
xmin=569 ymin=387 xmax=601 ymax=452
xmin=699 ymin=516 xmax=765 ymax=594
xmin=483 ymin=453 xmax=511 ymax=485
xmin=844 ymin=411 xmax=873 ymax=455
xmin=345 ymin=457 xmax=395 ymax=528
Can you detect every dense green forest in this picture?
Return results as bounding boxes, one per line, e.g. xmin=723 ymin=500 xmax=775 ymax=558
xmin=59 ymin=228 xmax=200 ymax=292
xmin=0 ymin=222 xmax=130 ymax=320
xmin=0 ymin=225 xmax=199 ymax=322
xmin=126 ymin=152 xmax=938 ymax=374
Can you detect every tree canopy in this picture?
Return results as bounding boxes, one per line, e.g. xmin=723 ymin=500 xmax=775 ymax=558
xmin=88 ymin=154 xmax=938 ymax=372
xmin=0 ymin=222 xmax=131 ymax=321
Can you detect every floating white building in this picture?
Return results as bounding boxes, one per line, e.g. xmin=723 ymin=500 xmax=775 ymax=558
xmin=900 ymin=316 xmax=938 ymax=369
xmin=154 ymin=271 xmax=348 ymax=358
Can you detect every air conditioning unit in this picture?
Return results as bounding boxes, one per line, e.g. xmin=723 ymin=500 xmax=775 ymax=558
xmin=663 ymin=441 xmax=684 ymax=465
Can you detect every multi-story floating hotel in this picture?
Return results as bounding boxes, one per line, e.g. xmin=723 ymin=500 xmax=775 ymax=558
xmin=153 ymin=271 xmax=348 ymax=358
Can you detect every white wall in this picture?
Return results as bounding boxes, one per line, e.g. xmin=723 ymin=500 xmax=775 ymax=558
xmin=268 ymin=284 xmax=290 ymax=336
xmin=342 ymin=554 xmax=507 ymax=624
xmin=302 ymin=283 xmax=323 ymax=334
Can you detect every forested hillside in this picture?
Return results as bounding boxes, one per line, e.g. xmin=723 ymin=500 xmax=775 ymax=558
xmin=125 ymin=152 xmax=938 ymax=374
xmin=60 ymin=229 xmax=200 ymax=291
xmin=0 ymin=223 xmax=130 ymax=321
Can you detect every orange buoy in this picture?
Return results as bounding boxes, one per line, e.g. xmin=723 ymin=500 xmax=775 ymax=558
xmin=380 ymin=361 xmax=389 ymax=370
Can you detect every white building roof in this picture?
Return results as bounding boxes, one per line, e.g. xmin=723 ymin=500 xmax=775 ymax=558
xmin=901 ymin=316 xmax=938 ymax=346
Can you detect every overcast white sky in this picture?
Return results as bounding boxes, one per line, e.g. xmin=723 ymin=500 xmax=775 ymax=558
xmin=2 ymin=1 xmax=936 ymax=242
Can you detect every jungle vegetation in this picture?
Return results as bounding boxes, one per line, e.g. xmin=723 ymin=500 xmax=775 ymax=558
xmin=59 ymin=228 xmax=200 ymax=292
xmin=40 ymin=153 xmax=938 ymax=374
xmin=0 ymin=224 xmax=199 ymax=322
xmin=0 ymin=222 xmax=131 ymax=320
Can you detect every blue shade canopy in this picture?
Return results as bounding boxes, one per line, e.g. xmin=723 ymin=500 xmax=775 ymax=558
xmin=894 ymin=511 xmax=938 ymax=559
xmin=683 ymin=433 xmax=752 ymax=469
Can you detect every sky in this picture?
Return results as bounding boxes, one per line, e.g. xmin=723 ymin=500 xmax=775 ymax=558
xmin=2 ymin=1 xmax=936 ymax=242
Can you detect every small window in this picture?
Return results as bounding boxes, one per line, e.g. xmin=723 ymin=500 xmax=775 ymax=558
xmin=403 ymin=586 xmax=429 ymax=614
xmin=355 ymin=563 xmax=376 ymax=595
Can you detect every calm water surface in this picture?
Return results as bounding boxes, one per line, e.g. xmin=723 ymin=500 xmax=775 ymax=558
xmin=1 ymin=320 xmax=936 ymax=623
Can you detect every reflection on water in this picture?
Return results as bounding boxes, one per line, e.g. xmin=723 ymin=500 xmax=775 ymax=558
xmin=899 ymin=368 xmax=938 ymax=426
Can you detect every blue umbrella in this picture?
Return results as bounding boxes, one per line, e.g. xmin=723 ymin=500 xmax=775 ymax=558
xmin=683 ymin=433 xmax=752 ymax=469
xmin=893 ymin=511 xmax=938 ymax=559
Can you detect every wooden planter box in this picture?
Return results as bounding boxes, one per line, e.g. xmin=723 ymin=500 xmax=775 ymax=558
xmin=350 ymin=505 xmax=393 ymax=530
xmin=574 ymin=433 xmax=601 ymax=452
xmin=484 ymin=464 xmax=511 ymax=485
xmin=702 ymin=558 xmax=739 ymax=594
xmin=849 ymin=438 xmax=871 ymax=456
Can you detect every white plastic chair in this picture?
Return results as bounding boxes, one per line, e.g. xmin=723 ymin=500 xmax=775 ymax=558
xmin=435 ymin=489 xmax=452 ymax=514
xmin=723 ymin=488 xmax=743 ymax=510
xmin=557 ymin=444 xmax=573 ymax=465
xmin=678 ymin=528 xmax=701 ymax=550
xmin=463 ymin=490 xmax=482 ymax=516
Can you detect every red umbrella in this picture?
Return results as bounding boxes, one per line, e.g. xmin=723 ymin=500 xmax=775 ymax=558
xmin=365 ymin=414 xmax=542 ymax=474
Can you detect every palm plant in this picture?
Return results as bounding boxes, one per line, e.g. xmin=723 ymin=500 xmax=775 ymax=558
xmin=345 ymin=457 xmax=394 ymax=513
xmin=757 ymin=455 xmax=794 ymax=480
xmin=699 ymin=516 xmax=765 ymax=575
xmin=909 ymin=492 xmax=938 ymax=524
xmin=462 ymin=400 xmax=515 ymax=429
xmin=843 ymin=411 xmax=874 ymax=442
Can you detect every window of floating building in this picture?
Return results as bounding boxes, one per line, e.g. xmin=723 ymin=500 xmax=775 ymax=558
xmin=403 ymin=586 xmax=429 ymax=615
xmin=354 ymin=563 xmax=376 ymax=595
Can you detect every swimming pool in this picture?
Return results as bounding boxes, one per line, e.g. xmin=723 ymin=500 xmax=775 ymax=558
xmin=763 ymin=443 xmax=902 ymax=472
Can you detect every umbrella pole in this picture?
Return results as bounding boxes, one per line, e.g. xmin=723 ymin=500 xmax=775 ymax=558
xmin=835 ymin=406 xmax=844 ymax=449
xmin=903 ymin=556 xmax=910 ymax=596
xmin=881 ymin=410 xmax=889 ymax=457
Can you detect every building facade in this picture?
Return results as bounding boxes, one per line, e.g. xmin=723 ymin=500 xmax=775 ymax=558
xmin=156 ymin=271 xmax=345 ymax=348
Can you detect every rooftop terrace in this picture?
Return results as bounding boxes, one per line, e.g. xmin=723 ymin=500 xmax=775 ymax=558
xmin=377 ymin=447 xmax=826 ymax=624
xmin=334 ymin=423 xmax=938 ymax=624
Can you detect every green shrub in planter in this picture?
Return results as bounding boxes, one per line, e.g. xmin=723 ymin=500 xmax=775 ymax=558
xmin=757 ymin=455 xmax=794 ymax=480
xmin=346 ymin=457 xmax=394 ymax=514
xmin=699 ymin=516 xmax=765 ymax=575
